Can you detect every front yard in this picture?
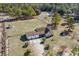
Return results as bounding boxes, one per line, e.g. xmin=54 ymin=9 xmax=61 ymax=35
xmin=5 ymin=19 xmax=47 ymax=56
xmin=5 ymin=12 xmax=79 ymax=56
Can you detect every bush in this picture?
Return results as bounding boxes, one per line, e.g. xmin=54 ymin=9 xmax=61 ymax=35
xmin=40 ymin=38 xmax=46 ymax=44
xmin=57 ymin=51 xmax=63 ymax=56
xmin=72 ymin=46 xmax=79 ymax=56
xmin=44 ymin=44 xmax=50 ymax=50
xmin=22 ymin=42 xmax=29 ymax=48
xmin=24 ymin=49 xmax=32 ymax=56
xmin=46 ymin=50 xmax=54 ymax=56
xmin=51 ymin=39 xmax=53 ymax=41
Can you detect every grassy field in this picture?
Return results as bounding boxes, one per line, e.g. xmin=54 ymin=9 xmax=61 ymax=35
xmin=5 ymin=19 xmax=47 ymax=56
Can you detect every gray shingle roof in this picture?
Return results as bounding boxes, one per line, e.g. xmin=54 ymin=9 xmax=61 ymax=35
xmin=26 ymin=27 xmax=46 ymax=36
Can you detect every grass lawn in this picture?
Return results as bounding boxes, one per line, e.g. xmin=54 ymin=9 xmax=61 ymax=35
xmin=5 ymin=13 xmax=79 ymax=56
xmin=43 ymin=19 xmax=78 ymax=56
xmin=5 ymin=19 xmax=47 ymax=56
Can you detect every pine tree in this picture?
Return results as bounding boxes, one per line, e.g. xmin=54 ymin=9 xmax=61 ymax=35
xmin=67 ymin=16 xmax=74 ymax=30
xmin=52 ymin=12 xmax=61 ymax=29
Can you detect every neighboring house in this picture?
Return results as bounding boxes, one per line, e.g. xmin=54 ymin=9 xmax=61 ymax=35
xmin=74 ymin=15 xmax=79 ymax=23
xmin=0 ymin=13 xmax=16 ymax=22
xmin=0 ymin=13 xmax=7 ymax=16
xmin=48 ymin=12 xmax=52 ymax=17
xmin=72 ymin=12 xmax=79 ymax=23
xmin=63 ymin=13 xmax=79 ymax=23
xmin=0 ymin=17 xmax=16 ymax=22
xmin=26 ymin=27 xmax=53 ymax=40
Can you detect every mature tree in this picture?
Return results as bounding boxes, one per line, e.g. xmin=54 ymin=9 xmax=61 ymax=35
xmin=0 ymin=4 xmax=3 ymax=12
xmin=21 ymin=5 xmax=36 ymax=16
xmin=8 ymin=7 xmax=15 ymax=16
xmin=72 ymin=46 xmax=79 ymax=56
xmin=52 ymin=12 xmax=61 ymax=29
xmin=46 ymin=50 xmax=54 ymax=56
xmin=27 ymin=6 xmax=36 ymax=16
xmin=67 ymin=16 xmax=74 ymax=30
xmin=0 ymin=3 xmax=79 ymax=17
xmin=58 ymin=9 xmax=64 ymax=16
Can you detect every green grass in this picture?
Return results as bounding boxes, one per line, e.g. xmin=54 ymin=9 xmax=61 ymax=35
xmin=5 ymin=19 xmax=47 ymax=56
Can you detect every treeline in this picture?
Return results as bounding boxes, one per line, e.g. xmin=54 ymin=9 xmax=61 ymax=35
xmin=0 ymin=4 xmax=40 ymax=16
xmin=0 ymin=3 xmax=79 ymax=16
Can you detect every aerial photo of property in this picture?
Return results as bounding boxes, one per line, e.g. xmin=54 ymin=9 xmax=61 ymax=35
xmin=1 ymin=3 xmax=79 ymax=56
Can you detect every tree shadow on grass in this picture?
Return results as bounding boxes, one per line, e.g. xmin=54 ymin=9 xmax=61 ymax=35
xmin=20 ymin=34 xmax=29 ymax=42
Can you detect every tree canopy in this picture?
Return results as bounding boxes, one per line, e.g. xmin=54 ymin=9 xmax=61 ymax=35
xmin=0 ymin=3 xmax=79 ymax=16
xmin=67 ymin=15 xmax=75 ymax=29
xmin=51 ymin=12 xmax=61 ymax=29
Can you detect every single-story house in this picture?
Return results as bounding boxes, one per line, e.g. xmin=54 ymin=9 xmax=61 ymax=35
xmin=0 ymin=13 xmax=17 ymax=22
xmin=74 ymin=15 xmax=79 ymax=23
xmin=0 ymin=16 xmax=16 ymax=22
xmin=26 ymin=27 xmax=53 ymax=40
xmin=0 ymin=13 xmax=8 ymax=16
xmin=70 ymin=12 xmax=79 ymax=23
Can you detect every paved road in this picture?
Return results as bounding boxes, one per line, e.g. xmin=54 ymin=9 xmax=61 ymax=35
xmin=29 ymin=39 xmax=44 ymax=56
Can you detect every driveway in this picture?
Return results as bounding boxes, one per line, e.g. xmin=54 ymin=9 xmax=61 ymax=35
xmin=29 ymin=39 xmax=44 ymax=56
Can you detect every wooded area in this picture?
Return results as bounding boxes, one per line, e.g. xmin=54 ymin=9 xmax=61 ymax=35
xmin=0 ymin=4 xmax=79 ymax=17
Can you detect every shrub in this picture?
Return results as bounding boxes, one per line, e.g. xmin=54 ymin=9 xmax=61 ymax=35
xmin=44 ymin=44 xmax=50 ymax=50
xmin=22 ymin=42 xmax=29 ymax=48
xmin=24 ymin=49 xmax=32 ymax=56
xmin=40 ymin=38 xmax=46 ymax=44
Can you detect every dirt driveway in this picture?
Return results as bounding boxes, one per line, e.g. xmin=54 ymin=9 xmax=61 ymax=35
xmin=29 ymin=39 xmax=44 ymax=56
